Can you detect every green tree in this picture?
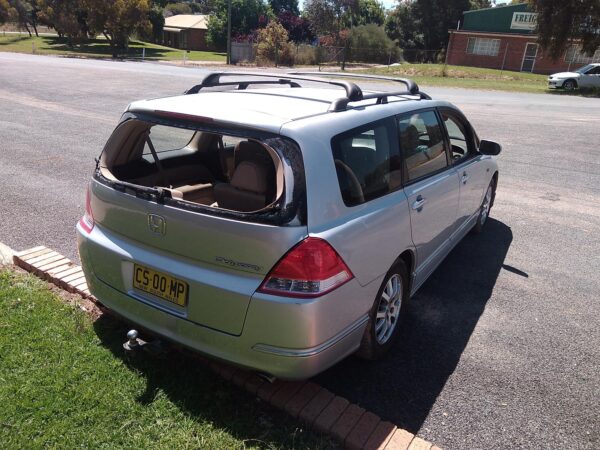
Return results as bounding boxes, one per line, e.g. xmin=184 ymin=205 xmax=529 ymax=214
xmin=0 ymin=0 xmax=15 ymax=24
xmin=469 ymin=0 xmax=491 ymax=8
xmin=164 ymin=2 xmax=191 ymax=16
xmin=7 ymin=0 xmax=39 ymax=36
xmin=385 ymin=0 xmax=424 ymax=60
xmin=84 ymin=0 xmax=151 ymax=57
xmin=415 ymin=0 xmax=470 ymax=54
xmin=269 ymin=0 xmax=299 ymax=15
xmin=36 ymin=0 xmax=88 ymax=41
xmin=206 ymin=0 xmax=270 ymax=48
xmin=351 ymin=0 xmax=385 ymax=27
xmin=529 ymin=0 xmax=600 ymax=58
xmin=348 ymin=23 xmax=400 ymax=63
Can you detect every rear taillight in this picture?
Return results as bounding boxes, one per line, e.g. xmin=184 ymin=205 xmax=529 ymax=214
xmin=78 ymin=184 xmax=94 ymax=234
xmin=258 ymin=237 xmax=353 ymax=298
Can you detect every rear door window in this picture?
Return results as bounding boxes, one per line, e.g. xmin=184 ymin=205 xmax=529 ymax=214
xmin=332 ymin=117 xmax=401 ymax=206
xmin=398 ymin=111 xmax=448 ymax=182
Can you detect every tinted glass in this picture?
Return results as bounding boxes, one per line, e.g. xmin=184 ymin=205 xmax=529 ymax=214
xmin=441 ymin=112 xmax=470 ymax=162
xmin=398 ymin=111 xmax=447 ymax=181
xmin=332 ymin=118 xmax=401 ymax=206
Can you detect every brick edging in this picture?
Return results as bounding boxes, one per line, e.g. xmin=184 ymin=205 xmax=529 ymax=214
xmin=13 ymin=246 xmax=441 ymax=450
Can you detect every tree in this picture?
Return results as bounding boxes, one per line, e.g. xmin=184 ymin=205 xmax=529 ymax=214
xmin=164 ymin=2 xmax=192 ymax=16
xmin=414 ymin=0 xmax=471 ymax=54
xmin=256 ymin=20 xmax=294 ymax=65
xmin=36 ymin=0 xmax=88 ymax=41
xmin=529 ymin=0 xmax=600 ymax=58
xmin=348 ymin=23 xmax=400 ymax=63
xmin=303 ymin=0 xmax=359 ymax=41
xmin=206 ymin=0 xmax=270 ymax=48
xmin=0 ymin=0 xmax=15 ymax=24
xmin=469 ymin=0 xmax=492 ymax=8
xmin=351 ymin=0 xmax=385 ymax=27
xmin=269 ymin=0 xmax=299 ymax=15
xmin=278 ymin=10 xmax=314 ymax=43
xmin=385 ymin=1 xmax=424 ymax=60
xmin=7 ymin=0 xmax=39 ymax=36
xmin=84 ymin=0 xmax=151 ymax=57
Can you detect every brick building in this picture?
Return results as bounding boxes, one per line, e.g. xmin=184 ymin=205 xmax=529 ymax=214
xmin=446 ymin=3 xmax=600 ymax=74
xmin=162 ymin=15 xmax=214 ymax=51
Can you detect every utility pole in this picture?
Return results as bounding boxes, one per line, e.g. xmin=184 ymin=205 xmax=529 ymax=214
xmin=226 ymin=0 xmax=232 ymax=65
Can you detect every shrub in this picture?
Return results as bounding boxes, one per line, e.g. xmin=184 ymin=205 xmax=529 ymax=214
xmin=294 ymin=44 xmax=318 ymax=65
xmin=255 ymin=21 xmax=294 ymax=66
xmin=347 ymin=24 xmax=401 ymax=64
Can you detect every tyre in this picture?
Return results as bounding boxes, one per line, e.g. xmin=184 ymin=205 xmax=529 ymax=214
xmin=357 ymin=261 xmax=409 ymax=360
xmin=472 ymin=179 xmax=495 ymax=234
xmin=563 ymin=79 xmax=577 ymax=91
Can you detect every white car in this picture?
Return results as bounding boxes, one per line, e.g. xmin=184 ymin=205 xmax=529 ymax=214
xmin=548 ymin=63 xmax=600 ymax=90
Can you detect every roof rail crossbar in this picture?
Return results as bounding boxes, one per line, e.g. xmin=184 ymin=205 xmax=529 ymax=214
xmin=289 ymin=71 xmax=422 ymax=96
xmin=329 ymin=90 xmax=423 ymax=112
xmin=185 ymin=71 xmax=364 ymax=101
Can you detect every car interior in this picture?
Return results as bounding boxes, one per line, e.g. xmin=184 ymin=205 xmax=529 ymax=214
xmin=100 ymin=120 xmax=282 ymax=213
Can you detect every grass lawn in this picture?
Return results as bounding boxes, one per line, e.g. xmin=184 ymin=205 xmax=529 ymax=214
xmin=0 ymin=34 xmax=226 ymax=62
xmin=0 ymin=268 xmax=336 ymax=449
xmin=357 ymin=63 xmax=550 ymax=93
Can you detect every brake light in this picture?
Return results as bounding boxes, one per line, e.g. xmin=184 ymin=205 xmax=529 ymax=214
xmin=78 ymin=184 xmax=94 ymax=234
xmin=258 ymin=237 xmax=353 ymax=298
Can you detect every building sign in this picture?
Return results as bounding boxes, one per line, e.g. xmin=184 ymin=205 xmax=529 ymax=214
xmin=511 ymin=12 xmax=537 ymax=31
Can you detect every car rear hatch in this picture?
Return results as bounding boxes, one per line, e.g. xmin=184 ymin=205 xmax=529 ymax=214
xmin=85 ymin=115 xmax=307 ymax=336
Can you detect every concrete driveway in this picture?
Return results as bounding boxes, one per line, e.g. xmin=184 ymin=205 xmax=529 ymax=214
xmin=0 ymin=53 xmax=598 ymax=449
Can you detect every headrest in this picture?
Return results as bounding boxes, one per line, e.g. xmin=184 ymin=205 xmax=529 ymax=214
xmin=231 ymin=161 xmax=269 ymax=194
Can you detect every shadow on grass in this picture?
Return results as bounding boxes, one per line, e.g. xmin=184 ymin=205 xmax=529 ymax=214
xmin=316 ymin=218 xmax=514 ymax=433
xmin=0 ymin=35 xmax=30 ymax=45
xmin=92 ymin=313 xmax=337 ymax=449
xmin=35 ymin=35 xmax=173 ymax=58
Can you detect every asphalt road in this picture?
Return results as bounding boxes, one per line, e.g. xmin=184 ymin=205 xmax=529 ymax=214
xmin=1 ymin=53 xmax=598 ymax=449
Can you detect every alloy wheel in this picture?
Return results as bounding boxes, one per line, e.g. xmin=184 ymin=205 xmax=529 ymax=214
xmin=375 ymin=274 xmax=403 ymax=344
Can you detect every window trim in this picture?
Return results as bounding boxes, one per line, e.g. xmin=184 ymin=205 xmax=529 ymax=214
xmin=397 ymin=107 xmax=453 ymax=187
xmin=437 ymin=107 xmax=479 ymax=167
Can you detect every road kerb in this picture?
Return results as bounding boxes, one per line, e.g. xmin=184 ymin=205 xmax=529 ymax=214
xmin=13 ymin=246 xmax=442 ymax=450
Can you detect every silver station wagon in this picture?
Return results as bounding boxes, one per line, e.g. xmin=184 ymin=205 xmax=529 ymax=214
xmin=77 ymin=72 xmax=500 ymax=379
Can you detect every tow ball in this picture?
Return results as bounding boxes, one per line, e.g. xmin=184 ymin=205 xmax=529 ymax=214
xmin=123 ymin=329 xmax=165 ymax=356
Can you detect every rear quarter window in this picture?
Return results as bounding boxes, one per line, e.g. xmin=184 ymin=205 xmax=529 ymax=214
xmin=331 ymin=117 xmax=401 ymax=207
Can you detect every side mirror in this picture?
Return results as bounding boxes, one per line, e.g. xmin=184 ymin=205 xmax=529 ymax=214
xmin=479 ymin=139 xmax=502 ymax=155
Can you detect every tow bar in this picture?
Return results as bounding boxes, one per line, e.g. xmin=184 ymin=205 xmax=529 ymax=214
xmin=123 ymin=329 xmax=165 ymax=356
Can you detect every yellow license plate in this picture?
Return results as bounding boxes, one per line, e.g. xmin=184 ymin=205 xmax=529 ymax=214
xmin=133 ymin=264 xmax=188 ymax=307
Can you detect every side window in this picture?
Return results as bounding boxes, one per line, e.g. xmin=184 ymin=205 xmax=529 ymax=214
xmin=332 ymin=118 xmax=402 ymax=206
xmin=440 ymin=111 xmax=476 ymax=163
xmin=398 ymin=111 xmax=447 ymax=182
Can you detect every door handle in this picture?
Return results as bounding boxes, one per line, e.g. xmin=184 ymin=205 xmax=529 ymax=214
xmin=461 ymin=172 xmax=469 ymax=184
xmin=412 ymin=195 xmax=426 ymax=211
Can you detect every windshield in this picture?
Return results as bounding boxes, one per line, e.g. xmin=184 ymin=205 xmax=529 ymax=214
xmin=575 ymin=64 xmax=595 ymax=74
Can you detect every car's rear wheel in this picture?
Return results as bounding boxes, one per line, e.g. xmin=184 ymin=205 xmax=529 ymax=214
xmin=473 ymin=180 xmax=494 ymax=234
xmin=563 ymin=79 xmax=577 ymax=90
xmin=357 ymin=261 xmax=409 ymax=360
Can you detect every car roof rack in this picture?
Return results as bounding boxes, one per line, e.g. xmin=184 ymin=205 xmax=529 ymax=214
xmin=184 ymin=71 xmax=429 ymax=113
xmin=290 ymin=71 xmax=432 ymax=106
xmin=185 ymin=71 xmax=363 ymax=100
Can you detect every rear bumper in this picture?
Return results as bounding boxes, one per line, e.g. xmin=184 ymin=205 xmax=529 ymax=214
xmin=77 ymin=224 xmax=374 ymax=379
